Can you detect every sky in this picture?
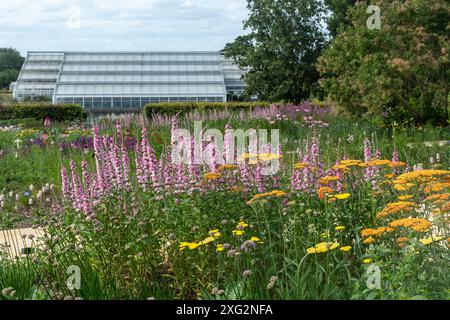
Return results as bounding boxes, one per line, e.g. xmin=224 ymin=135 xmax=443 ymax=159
xmin=0 ymin=0 xmax=249 ymax=56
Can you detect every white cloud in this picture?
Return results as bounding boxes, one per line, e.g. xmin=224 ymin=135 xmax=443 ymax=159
xmin=0 ymin=0 xmax=248 ymax=54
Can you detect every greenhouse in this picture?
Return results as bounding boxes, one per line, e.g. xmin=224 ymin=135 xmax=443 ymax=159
xmin=13 ymin=51 xmax=245 ymax=111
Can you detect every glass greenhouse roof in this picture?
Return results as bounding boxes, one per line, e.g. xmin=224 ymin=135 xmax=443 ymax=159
xmin=13 ymin=51 xmax=245 ymax=110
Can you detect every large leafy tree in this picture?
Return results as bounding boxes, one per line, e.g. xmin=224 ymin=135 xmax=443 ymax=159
xmin=224 ymin=0 xmax=326 ymax=103
xmin=318 ymin=0 xmax=450 ymax=125
xmin=0 ymin=48 xmax=24 ymax=89
xmin=324 ymin=0 xmax=358 ymax=38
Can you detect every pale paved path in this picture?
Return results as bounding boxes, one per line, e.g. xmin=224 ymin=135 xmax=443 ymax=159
xmin=0 ymin=228 xmax=44 ymax=259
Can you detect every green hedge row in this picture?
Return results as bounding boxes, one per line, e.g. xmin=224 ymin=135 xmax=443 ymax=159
xmin=0 ymin=103 xmax=86 ymax=121
xmin=144 ymin=101 xmax=271 ymax=117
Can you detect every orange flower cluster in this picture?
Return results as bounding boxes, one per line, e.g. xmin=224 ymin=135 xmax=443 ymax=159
xmin=395 ymin=170 xmax=450 ymax=183
xmin=424 ymin=182 xmax=450 ymax=194
xmin=389 ymin=218 xmax=432 ymax=232
xmin=247 ymin=190 xmax=287 ymax=205
xmin=361 ymin=227 xmax=395 ymax=238
xmin=294 ymin=162 xmax=309 ymax=170
xmin=425 ymin=193 xmax=450 ymax=202
xmin=366 ymin=159 xmax=392 ymax=167
xmin=317 ymin=186 xmax=334 ymax=199
xmin=319 ymin=176 xmax=340 ymax=185
xmin=376 ymin=201 xmax=415 ymax=219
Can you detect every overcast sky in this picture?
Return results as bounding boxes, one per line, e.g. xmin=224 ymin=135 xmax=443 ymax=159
xmin=0 ymin=0 xmax=249 ymax=56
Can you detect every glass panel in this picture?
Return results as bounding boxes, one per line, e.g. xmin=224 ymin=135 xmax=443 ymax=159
xmin=159 ymin=97 xmax=169 ymax=102
xmin=131 ymin=98 xmax=140 ymax=108
xmin=93 ymin=98 xmax=102 ymax=109
xmin=122 ymin=98 xmax=131 ymax=108
xmin=113 ymin=98 xmax=122 ymax=109
xmin=84 ymin=97 xmax=93 ymax=109
xmin=102 ymin=97 xmax=112 ymax=109
xmin=74 ymin=98 xmax=83 ymax=106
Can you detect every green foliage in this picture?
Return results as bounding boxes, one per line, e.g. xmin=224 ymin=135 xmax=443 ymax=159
xmin=223 ymin=0 xmax=327 ymax=102
xmin=144 ymin=101 xmax=270 ymax=117
xmin=318 ymin=0 xmax=450 ymax=125
xmin=0 ymin=69 xmax=19 ymax=89
xmin=0 ymin=48 xmax=24 ymax=89
xmin=0 ymin=103 xmax=86 ymax=122
xmin=324 ymin=0 xmax=358 ymax=38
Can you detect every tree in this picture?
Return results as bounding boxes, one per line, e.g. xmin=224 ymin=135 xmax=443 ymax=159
xmin=318 ymin=0 xmax=450 ymax=125
xmin=324 ymin=0 xmax=357 ymax=38
xmin=0 ymin=48 xmax=24 ymax=89
xmin=224 ymin=0 xmax=326 ymax=103
xmin=0 ymin=69 xmax=19 ymax=89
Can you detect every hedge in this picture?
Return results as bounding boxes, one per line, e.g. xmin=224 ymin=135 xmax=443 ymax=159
xmin=0 ymin=103 xmax=86 ymax=121
xmin=144 ymin=101 xmax=271 ymax=117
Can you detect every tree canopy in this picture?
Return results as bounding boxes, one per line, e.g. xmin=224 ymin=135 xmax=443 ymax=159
xmin=318 ymin=0 xmax=450 ymax=125
xmin=223 ymin=0 xmax=326 ymax=103
xmin=0 ymin=48 xmax=24 ymax=89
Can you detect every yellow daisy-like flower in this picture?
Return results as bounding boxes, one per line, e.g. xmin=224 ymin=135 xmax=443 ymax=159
xmin=419 ymin=236 xmax=443 ymax=245
xmin=250 ymin=236 xmax=263 ymax=243
xmin=216 ymin=244 xmax=224 ymax=252
xmin=398 ymin=195 xmax=413 ymax=201
xmin=363 ymin=258 xmax=373 ymax=264
xmin=237 ymin=221 xmax=249 ymax=228
xmin=232 ymin=230 xmax=244 ymax=236
xmin=188 ymin=243 xmax=201 ymax=250
xmin=208 ymin=229 xmax=222 ymax=238
xmin=198 ymin=236 xmax=216 ymax=245
xmin=340 ymin=246 xmax=352 ymax=252
xmin=306 ymin=242 xmax=340 ymax=254
xmin=334 ymin=193 xmax=350 ymax=200
xmin=335 ymin=226 xmax=346 ymax=231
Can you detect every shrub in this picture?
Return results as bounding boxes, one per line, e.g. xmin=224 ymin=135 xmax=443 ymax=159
xmin=144 ymin=101 xmax=270 ymax=117
xmin=318 ymin=1 xmax=450 ymax=125
xmin=0 ymin=103 xmax=86 ymax=122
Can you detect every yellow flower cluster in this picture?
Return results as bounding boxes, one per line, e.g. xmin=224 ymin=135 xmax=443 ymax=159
xmin=389 ymin=218 xmax=432 ymax=232
xmin=419 ymin=236 xmax=443 ymax=245
xmin=16 ymin=129 xmax=40 ymax=138
xmin=306 ymin=242 xmax=340 ymax=254
xmin=232 ymin=220 xmax=249 ymax=236
xmin=247 ymin=190 xmax=287 ymax=205
xmin=376 ymin=201 xmax=415 ymax=219
xmin=179 ymin=229 xmax=222 ymax=251
xmin=329 ymin=193 xmax=351 ymax=200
